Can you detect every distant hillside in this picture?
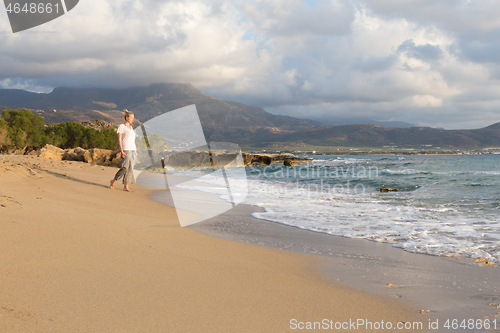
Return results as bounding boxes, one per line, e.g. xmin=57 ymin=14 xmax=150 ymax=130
xmin=0 ymin=83 xmax=316 ymax=136
xmin=318 ymin=118 xmax=416 ymax=128
xmin=0 ymin=83 xmax=499 ymax=148
xmin=0 ymin=89 xmax=40 ymax=106
xmin=244 ymin=123 xmax=500 ymax=148
xmin=370 ymin=120 xmax=416 ymax=128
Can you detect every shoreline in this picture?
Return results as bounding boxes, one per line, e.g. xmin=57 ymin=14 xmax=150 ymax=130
xmin=141 ymin=163 xmax=500 ymax=327
xmin=0 ymin=155 xmax=426 ymax=332
xmin=137 ymin=156 xmax=500 ymax=328
xmin=191 ymin=203 xmax=500 ymax=325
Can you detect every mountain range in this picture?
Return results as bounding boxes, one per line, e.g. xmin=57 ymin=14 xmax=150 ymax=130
xmin=0 ymin=83 xmax=499 ymax=149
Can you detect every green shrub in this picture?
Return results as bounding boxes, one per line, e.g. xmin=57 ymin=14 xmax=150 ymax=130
xmin=2 ymin=109 xmax=45 ymax=149
xmin=0 ymin=109 xmax=119 ymax=151
xmin=0 ymin=119 xmax=9 ymax=147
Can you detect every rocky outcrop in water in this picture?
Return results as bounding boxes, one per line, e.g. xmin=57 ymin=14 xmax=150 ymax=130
xmin=283 ymin=159 xmax=298 ymax=167
xmin=380 ymin=188 xmax=398 ymax=192
xmin=241 ymin=153 xmax=310 ymax=166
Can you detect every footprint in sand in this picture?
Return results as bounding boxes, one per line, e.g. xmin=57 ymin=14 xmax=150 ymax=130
xmin=0 ymin=195 xmax=22 ymax=210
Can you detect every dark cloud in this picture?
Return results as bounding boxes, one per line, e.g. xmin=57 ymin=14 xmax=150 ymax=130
xmin=397 ymin=40 xmax=443 ymax=61
xmin=453 ymin=38 xmax=500 ymax=64
xmin=351 ymin=54 xmax=397 ymax=72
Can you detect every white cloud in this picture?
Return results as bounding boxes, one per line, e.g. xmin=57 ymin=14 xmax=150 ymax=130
xmin=411 ymin=95 xmax=442 ymax=108
xmin=0 ymin=0 xmax=500 ymax=128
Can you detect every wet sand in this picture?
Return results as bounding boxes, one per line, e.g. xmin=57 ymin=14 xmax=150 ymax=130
xmin=193 ymin=205 xmax=500 ymax=330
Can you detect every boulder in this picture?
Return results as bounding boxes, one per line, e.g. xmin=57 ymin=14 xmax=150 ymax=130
xmin=242 ymin=153 xmax=255 ymax=166
xmin=38 ymin=144 xmax=121 ymax=167
xmin=83 ymin=148 xmax=121 ymax=167
xmin=283 ymin=159 xmax=298 ymax=167
xmin=107 ymin=150 xmax=121 ymax=167
xmin=380 ymin=188 xmax=398 ymax=192
xmin=63 ymin=147 xmax=86 ymax=161
xmin=25 ymin=149 xmax=39 ymax=156
xmin=242 ymin=153 xmax=273 ymax=166
xmin=38 ymin=144 xmax=64 ymax=161
xmin=260 ymin=156 xmax=272 ymax=165
xmin=242 ymin=152 xmax=311 ymax=166
xmin=83 ymin=148 xmax=106 ymax=165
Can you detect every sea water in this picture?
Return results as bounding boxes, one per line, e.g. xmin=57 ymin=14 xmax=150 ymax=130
xmin=165 ymin=155 xmax=500 ymax=262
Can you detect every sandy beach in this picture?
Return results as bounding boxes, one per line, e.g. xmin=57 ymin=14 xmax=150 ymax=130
xmin=194 ymin=205 xmax=500 ymax=328
xmin=0 ymin=155 xmax=428 ymax=332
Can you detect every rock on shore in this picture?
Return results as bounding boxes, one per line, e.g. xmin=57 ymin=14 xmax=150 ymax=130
xmin=38 ymin=144 xmax=120 ymax=167
xmin=36 ymin=145 xmax=311 ymax=169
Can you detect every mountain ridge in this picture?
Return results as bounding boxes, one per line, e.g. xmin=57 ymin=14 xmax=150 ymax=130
xmin=0 ymin=83 xmax=499 ymax=148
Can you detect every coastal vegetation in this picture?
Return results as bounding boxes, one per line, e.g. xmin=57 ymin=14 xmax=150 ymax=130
xmin=0 ymin=109 xmax=118 ymax=153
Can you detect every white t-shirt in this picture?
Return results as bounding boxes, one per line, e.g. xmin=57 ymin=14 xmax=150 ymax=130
xmin=117 ymin=124 xmax=137 ymax=151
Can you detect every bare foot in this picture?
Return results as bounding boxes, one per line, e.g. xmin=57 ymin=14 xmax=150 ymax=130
xmin=110 ymin=179 xmax=116 ymax=189
xmin=123 ymin=185 xmax=131 ymax=192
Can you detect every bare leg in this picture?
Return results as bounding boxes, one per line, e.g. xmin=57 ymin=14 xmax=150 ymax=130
xmin=123 ymin=184 xmax=131 ymax=192
xmin=110 ymin=179 xmax=116 ymax=189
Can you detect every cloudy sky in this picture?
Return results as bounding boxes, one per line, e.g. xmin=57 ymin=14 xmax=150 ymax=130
xmin=1 ymin=0 xmax=500 ymax=129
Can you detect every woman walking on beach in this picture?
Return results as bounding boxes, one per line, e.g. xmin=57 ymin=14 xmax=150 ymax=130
xmin=110 ymin=110 xmax=137 ymax=192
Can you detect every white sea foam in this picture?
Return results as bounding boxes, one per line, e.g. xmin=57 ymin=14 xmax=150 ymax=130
xmin=173 ymin=168 xmax=500 ymax=262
